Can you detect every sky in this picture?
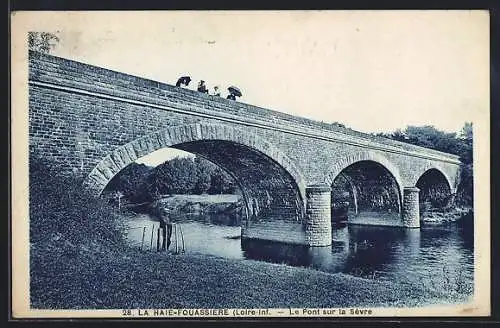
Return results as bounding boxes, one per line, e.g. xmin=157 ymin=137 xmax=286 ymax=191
xmin=23 ymin=11 xmax=490 ymax=166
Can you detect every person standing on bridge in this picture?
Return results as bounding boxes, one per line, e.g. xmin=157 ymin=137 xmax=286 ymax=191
xmin=211 ymin=85 xmax=221 ymax=97
xmin=175 ymin=76 xmax=191 ymax=88
xmin=197 ymin=80 xmax=209 ymax=94
xmin=226 ymin=86 xmax=242 ymax=101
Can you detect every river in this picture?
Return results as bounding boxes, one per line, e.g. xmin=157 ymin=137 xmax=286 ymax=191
xmin=125 ymin=212 xmax=474 ymax=296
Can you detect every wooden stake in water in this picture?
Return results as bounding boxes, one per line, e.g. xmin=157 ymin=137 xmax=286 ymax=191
xmin=175 ymin=224 xmax=179 ymax=254
xmin=179 ymin=225 xmax=185 ymax=253
xmin=141 ymin=226 xmax=146 ymax=251
xmin=150 ymin=225 xmax=155 ymax=251
xmin=156 ymin=228 xmax=161 ymax=252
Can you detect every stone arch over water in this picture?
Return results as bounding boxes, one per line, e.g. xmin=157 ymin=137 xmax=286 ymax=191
xmin=83 ymin=122 xmax=307 ymax=223
xmin=411 ymin=163 xmax=455 ymax=193
xmin=325 ymin=151 xmax=404 ymax=200
xmin=416 ymin=168 xmax=453 ymax=213
xmin=325 ymin=151 xmax=404 ymax=224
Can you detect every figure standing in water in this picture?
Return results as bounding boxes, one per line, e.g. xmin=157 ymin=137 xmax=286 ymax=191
xmin=158 ymin=207 xmax=173 ymax=251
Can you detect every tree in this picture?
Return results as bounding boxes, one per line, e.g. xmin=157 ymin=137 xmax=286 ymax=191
xmin=208 ymin=167 xmax=237 ymax=194
xmin=456 ymin=122 xmax=473 ymax=206
xmin=28 ymin=32 xmax=60 ymax=54
xmin=150 ymin=157 xmax=199 ymax=195
xmin=104 ymin=163 xmax=154 ymax=203
xmin=193 ymin=156 xmax=214 ymax=194
xmin=391 ymin=129 xmax=407 ymax=142
xmin=402 ymin=125 xmax=459 ymax=154
xmin=458 ymin=122 xmax=473 ymax=164
xmin=105 ymin=155 xmax=240 ymax=201
xmin=377 ymin=125 xmax=461 ymax=155
xmin=373 ymin=129 xmax=406 ymax=142
xmin=378 ymin=123 xmax=474 ymax=207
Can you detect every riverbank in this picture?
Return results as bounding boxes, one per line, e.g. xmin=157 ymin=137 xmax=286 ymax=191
xmin=31 ymin=207 xmax=473 ymax=309
xmin=31 ymin=243 xmax=471 ymax=309
xmin=421 ymin=207 xmax=473 ymax=225
xmin=132 ymin=194 xmax=243 ymax=216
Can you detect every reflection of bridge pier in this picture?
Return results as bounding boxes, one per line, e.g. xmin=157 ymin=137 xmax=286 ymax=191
xmin=332 ymin=226 xmax=350 ymax=250
xmin=241 ymin=238 xmax=336 ymax=270
xmin=402 ymin=228 xmax=421 ymax=258
xmin=241 ymin=224 xmax=422 ymax=275
xmin=308 ymin=246 xmax=334 ymax=270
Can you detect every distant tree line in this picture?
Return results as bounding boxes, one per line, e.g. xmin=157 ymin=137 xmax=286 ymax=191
xmin=28 ymin=32 xmax=60 ymax=54
xmin=104 ymin=156 xmax=238 ymax=204
xmin=374 ymin=123 xmax=473 ymax=207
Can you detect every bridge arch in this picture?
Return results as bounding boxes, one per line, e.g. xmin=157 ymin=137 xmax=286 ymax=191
xmin=83 ymin=122 xmax=307 ymax=222
xmin=325 ymin=150 xmax=404 ymax=197
xmin=415 ymin=167 xmax=453 ymax=213
xmin=412 ymin=163 xmax=455 ymax=193
xmin=325 ymin=151 xmax=404 ymax=222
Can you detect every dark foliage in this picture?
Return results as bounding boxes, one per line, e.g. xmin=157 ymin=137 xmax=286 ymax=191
xmin=29 ymin=156 xmax=131 ymax=307
xmin=29 ymin=156 xmax=126 ymax=248
xmin=104 ymin=156 xmax=237 ymax=203
xmin=149 ymin=157 xmax=199 ymax=195
xmin=105 ymin=163 xmax=154 ymax=203
xmin=207 ymin=166 xmax=237 ymax=195
xmin=374 ymin=123 xmax=473 ymax=207
xmin=193 ymin=156 xmax=213 ymax=194
xmin=28 ymin=32 xmax=60 ymax=54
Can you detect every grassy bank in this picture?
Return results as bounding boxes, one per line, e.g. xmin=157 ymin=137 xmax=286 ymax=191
xmin=29 ymin=158 xmax=471 ymax=309
xmin=32 ymin=246 xmax=472 ymax=309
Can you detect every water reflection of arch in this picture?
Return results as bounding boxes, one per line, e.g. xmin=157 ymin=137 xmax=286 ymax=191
xmin=344 ymin=225 xmax=421 ymax=275
xmin=241 ymin=239 xmax=313 ymax=267
xmin=240 ymin=239 xmax=338 ymax=272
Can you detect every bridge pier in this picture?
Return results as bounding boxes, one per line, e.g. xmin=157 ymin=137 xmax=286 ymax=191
xmin=305 ymin=184 xmax=332 ymax=246
xmin=402 ymin=187 xmax=420 ymax=228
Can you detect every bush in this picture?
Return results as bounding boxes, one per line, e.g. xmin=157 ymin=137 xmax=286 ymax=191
xmin=29 ymin=156 xmax=126 ymax=250
xmin=29 ymin=156 xmax=140 ymax=308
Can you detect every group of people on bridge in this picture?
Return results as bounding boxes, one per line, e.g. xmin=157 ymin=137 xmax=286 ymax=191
xmin=175 ymin=76 xmax=242 ymax=101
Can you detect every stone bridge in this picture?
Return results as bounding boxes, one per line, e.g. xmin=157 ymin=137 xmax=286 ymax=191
xmin=28 ymin=51 xmax=461 ymax=246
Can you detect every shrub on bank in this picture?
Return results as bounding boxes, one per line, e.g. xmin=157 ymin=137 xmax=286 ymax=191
xmin=29 ymin=157 xmax=126 ymax=249
xmin=29 ymin=156 xmax=132 ymax=307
